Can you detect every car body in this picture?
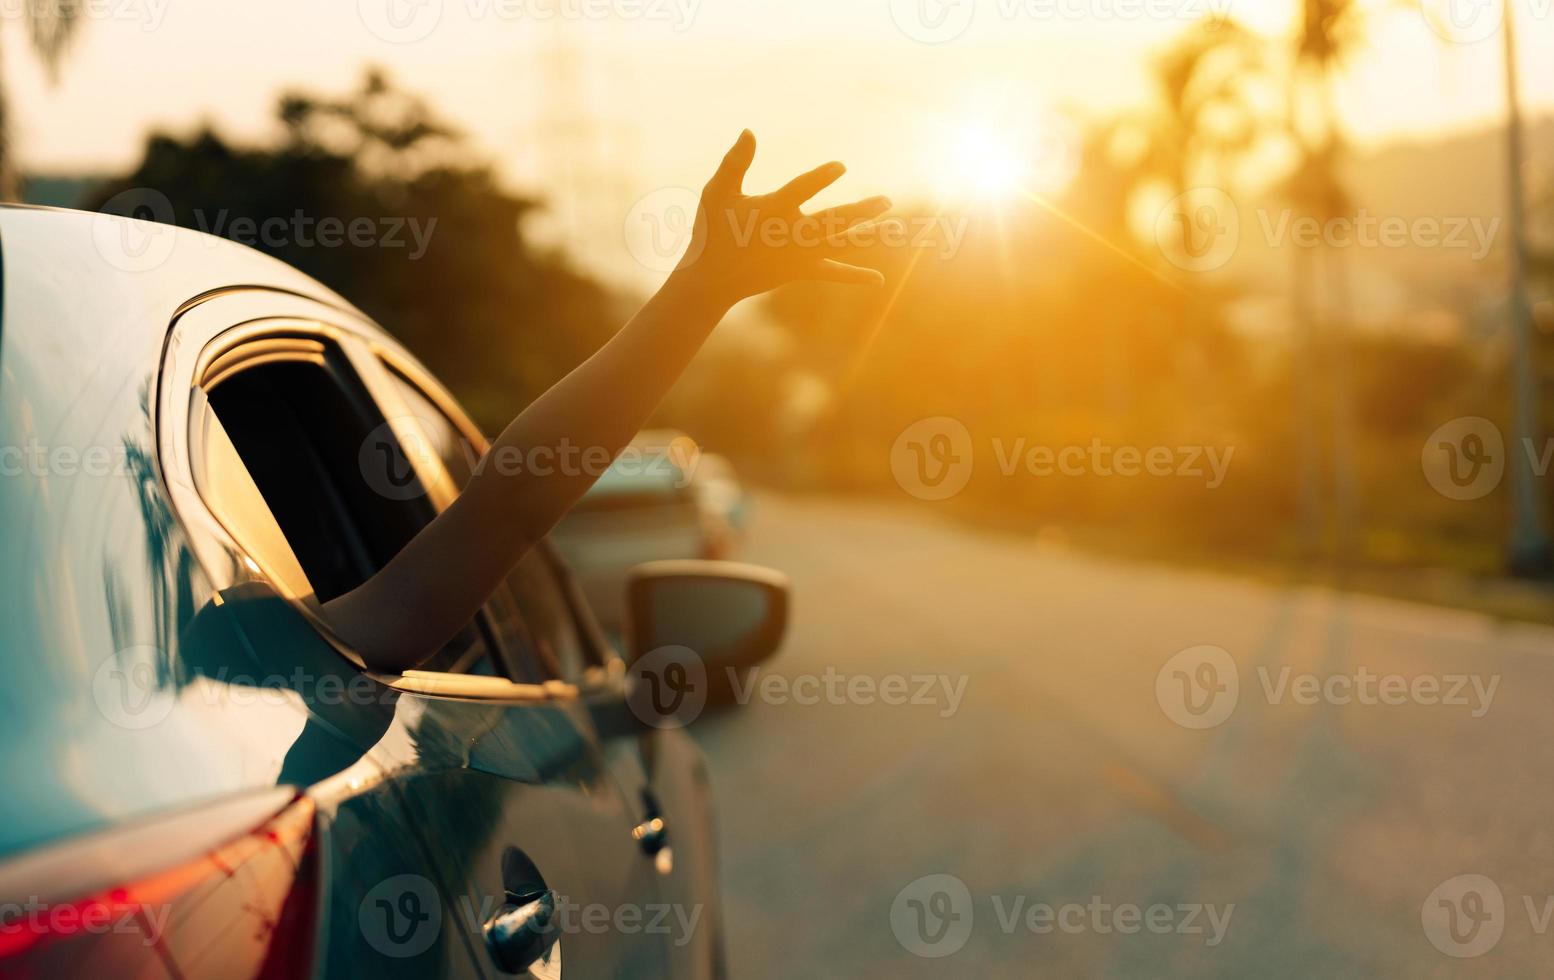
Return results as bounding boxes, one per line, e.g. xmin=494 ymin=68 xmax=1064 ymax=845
xmin=0 ymin=205 xmax=782 ymax=979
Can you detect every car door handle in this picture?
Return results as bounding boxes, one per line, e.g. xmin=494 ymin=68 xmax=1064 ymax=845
xmin=484 ymin=889 xmax=561 ymax=975
xmin=632 ymin=816 xmax=668 ymax=855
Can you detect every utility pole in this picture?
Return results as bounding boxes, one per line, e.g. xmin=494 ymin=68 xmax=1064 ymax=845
xmin=1501 ymin=0 xmax=1552 ymax=575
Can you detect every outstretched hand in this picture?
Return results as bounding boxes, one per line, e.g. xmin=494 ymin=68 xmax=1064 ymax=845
xmin=676 ymin=129 xmax=892 ymax=307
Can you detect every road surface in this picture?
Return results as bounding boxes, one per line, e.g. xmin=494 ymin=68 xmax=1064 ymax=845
xmin=687 ymin=492 xmax=1554 ymax=978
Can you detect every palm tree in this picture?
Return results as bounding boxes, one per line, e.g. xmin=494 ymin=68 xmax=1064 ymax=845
xmin=1185 ymin=0 xmax=1379 ymax=565
xmin=1133 ymin=3 xmax=1384 ymax=566
xmin=1124 ymin=20 xmax=1264 ymax=204
xmin=1134 ymin=4 xmax=1544 ymax=573
xmin=1268 ymin=0 xmax=1395 ymax=570
xmin=0 ymin=1 xmax=83 ymax=200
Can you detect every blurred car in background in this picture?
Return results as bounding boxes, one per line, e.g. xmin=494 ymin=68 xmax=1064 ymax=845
xmin=551 ymin=431 xmax=750 ymax=634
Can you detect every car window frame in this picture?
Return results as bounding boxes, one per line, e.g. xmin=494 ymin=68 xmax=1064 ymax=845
xmin=196 ymin=326 xmax=518 ymax=678
xmin=155 ymin=288 xmax=618 ymax=703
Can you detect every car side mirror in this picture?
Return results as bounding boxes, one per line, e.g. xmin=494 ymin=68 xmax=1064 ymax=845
xmin=625 ymin=560 xmax=789 ymax=671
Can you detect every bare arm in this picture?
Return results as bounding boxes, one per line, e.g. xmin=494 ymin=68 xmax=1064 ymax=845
xmin=323 ymin=130 xmax=890 ymax=671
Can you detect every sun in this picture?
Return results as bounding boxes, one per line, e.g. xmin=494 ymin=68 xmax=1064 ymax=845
xmin=929 ymin=109 xmax=1078 ymax=202
xmin=948 ymin=122 xmax=1025 ymax=195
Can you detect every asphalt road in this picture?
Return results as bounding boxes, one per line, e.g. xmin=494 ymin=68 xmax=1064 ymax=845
xmin=687 ymin=492 xmax=1554 ymax=979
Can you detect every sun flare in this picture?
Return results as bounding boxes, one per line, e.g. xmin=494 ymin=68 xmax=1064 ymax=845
xmin=949 ymin=121 xmax=1025 ymax=195
xmin=930 ymin=109 xmax=1079 ymax=202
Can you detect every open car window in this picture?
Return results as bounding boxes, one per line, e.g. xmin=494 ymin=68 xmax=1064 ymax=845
xmin=193 ymin=330 xmax=504 ymax=677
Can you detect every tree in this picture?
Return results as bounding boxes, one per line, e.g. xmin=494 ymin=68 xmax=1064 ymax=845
xmin=1139 ymin=2 xmax=1390 ymax=565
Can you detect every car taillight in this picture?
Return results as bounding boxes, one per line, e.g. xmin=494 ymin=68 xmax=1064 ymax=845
xmin=0 ymin=794 xmax=319 ymax=980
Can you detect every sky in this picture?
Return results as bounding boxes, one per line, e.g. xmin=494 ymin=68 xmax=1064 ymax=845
xmin=6 ymin=0 xmax=1552 ymax=284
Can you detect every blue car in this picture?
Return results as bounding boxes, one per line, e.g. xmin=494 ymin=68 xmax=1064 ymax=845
xmin=0 ymin=204 xmax=788 ymax=979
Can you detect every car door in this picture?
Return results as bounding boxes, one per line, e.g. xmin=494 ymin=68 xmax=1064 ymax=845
xmin=159 ymin=291 xmax=672 ymax=978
